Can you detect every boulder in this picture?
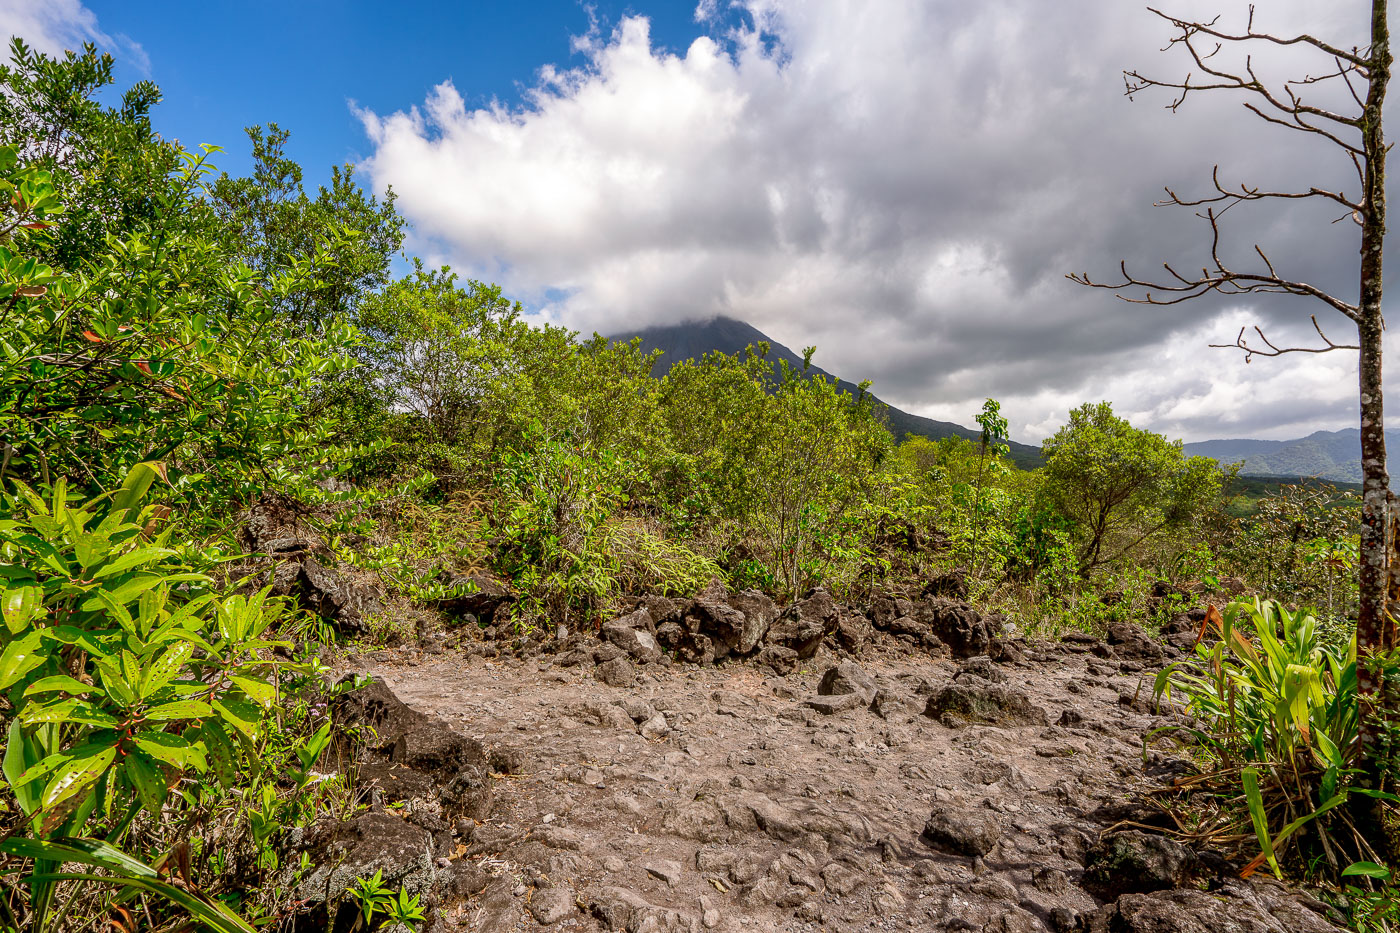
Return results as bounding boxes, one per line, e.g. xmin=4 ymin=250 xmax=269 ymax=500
xmin=912 ymin=597 xmax=993 ymax=658
xmin=1106 ymin=622 xmax=1166 ymax=663
xmin=830 ymin=608 xmax=873 ymax=654
xmin=818 ymin=661 xmax=877 ymax=705
xmin=602 ymin=609 xmax=664 ymax=663
xmin=1081 ymin=830 xmax=1200 ymax=900
xmin=924 ymin=682 xmax=1049 ymax=727
xmin=1084 ymin=885 xmax=1343 ymax=933
xmin=727 ymin=589 xmax=781 ymax=654
xmin=440 ymin=572 xmax=514 ymax=624
xmin=868 ymin=594 xmax=914 ymax=630
xmin=285 ymin=812 xmax=437 ymax=928
xmin=921 ymin=805 xmax=1002 ymax=857
xmin=766 ymin=588 xmax=838 ymax=659
xmin=596 ymin=656 xmax=636 ymax=687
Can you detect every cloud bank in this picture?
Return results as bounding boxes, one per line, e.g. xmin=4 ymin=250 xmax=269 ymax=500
xmin=300 ymin=2 xmax=1400 ymax=440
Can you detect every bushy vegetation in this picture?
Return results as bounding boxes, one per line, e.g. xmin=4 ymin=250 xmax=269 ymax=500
xmin=0 ymin=35 xmax=1391 ymax=931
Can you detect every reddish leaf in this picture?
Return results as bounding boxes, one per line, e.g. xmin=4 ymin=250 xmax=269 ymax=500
xmin=82 ymin=330 xmax=103 ymax=343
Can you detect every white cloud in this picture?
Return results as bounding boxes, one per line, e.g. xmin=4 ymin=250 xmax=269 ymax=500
xmin=356 ymin=0 xmax=1380 ymax=443
xmin=0 ymin=0 xmax=150 ymax=75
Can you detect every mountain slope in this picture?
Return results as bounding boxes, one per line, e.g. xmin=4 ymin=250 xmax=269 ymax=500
xmin=1183 ymin=428 xmax=1399 ymax=483
xmin=608 ymin=316 xmax=1043 ymax=469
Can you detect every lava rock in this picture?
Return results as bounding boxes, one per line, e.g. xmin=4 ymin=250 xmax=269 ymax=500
xmin=818 ymin=660 xmax=878 ymax=705
xmin=767 ymin=589 xmax=838 ymax=659
xmin=1082 ymin=830 xmax=1200 ymax=899
xmin=1106 ymin=622 xmax=1166 ymax=663
xmin=913 ymin=597 xmax=993 ymax=658
xmin=920 ymin=805 xmax=1003 ymax=857
xmin=596 ymin=656 xmax=637 ymax=687
xmin=924 ymin=682 xmax=1049 ymax=727
xmin=602 ymin=610 xmax=664 ymax=663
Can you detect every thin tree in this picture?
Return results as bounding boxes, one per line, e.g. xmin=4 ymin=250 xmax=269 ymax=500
xmin=1069 ymin=3 xmax=1395 ymax=778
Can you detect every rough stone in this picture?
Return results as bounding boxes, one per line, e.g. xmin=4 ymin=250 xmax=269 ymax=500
xmin=912 ymin=597 xmax=993 ymax=658
xmin=1082 ymin=830 xmax=1200 ymax=899
xmin=818 ymin=660 xmax=878 ymax=705
xmin=596 ymin=656 xmax=637 ymax=687
xmin=920 ymin=805 xmax=1002 ymax=857
xmin=924 ymin=682 xmax=1049 ymax=727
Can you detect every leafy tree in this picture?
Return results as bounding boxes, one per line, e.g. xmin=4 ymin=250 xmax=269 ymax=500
xmin=1041 ymin=402 xmax=1221 ymax=575
xmin=209 ymin=124 xmax=404 ymax=332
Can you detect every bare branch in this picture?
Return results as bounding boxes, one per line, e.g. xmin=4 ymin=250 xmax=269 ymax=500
xmin=1066 ymin=207 xmax=1360 ymax=321
xmin=1157 ymin=164 xmax=1363 ymax=213
xmin=1146 ymin=6 xmax=1369 ymax=69
xmin=1208 ymin=316 xmax=1360 ymax=362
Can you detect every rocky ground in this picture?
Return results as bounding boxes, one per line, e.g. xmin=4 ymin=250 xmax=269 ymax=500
xmin=276 ymin=581 xmax=1350 ymax=933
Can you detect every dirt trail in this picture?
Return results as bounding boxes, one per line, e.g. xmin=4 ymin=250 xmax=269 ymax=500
xmin=336 ymin=633 xmax=1253 ymax=933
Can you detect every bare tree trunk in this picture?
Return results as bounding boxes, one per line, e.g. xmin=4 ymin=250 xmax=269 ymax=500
xmin=1358 ymin=0 xmax=1394 ymax=781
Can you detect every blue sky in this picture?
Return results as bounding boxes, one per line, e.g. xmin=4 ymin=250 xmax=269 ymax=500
xmin=2 ymin=0 xmax=1384 ymax=442
xmin=84 ymin=1 xmax=739 ymax=186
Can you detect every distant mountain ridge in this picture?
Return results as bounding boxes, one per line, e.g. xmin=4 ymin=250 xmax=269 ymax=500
xmin=1183 ymin=429 xmax=1398 ymax=484
xmin=606 ymin=316 xmax=1044 ymax=469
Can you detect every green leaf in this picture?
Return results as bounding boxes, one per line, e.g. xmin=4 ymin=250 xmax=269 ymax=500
xmin=139 ymin=641 xmax=192 ymax=699
xmin=201 ymin=719 xmax=237 ymax=788
xmin=122 ymin=749 xmax=166 ymax=811
xmin=230 ymin=674 xmax=275 ymax=709
xmin=0 ymin=837 xmax=257 ymax=933
xmin=212 ymin=696 xmax=263 ymax=742
xmin=108 ymin=462 xmax=163 ymax=525
xmin=143 ymin=699 xmax=213 ymax=722
xmin=3 ymin=719 xmax=42 ymax=816
xmin=0 ymin=630 xmax=46 ymax=689
xmin=132 ymin=731 xmax=194 ymax=769
xmin=41 ymin=745 xmax=116 ymax=810
xmin=1241 ymin=767 xmax=1279 ymax=879
xmin=1 ymin=586 xmax=41 ymax=635
xmin=23 ymin=675 xmax=101 ymax=698
xmin=91 ymin=546 xmax=176 ymax=580
xmin=1343 ymin=861 xmax=1392 ymax=880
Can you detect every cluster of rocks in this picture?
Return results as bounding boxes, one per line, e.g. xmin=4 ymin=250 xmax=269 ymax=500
xmin=546 ymin=579 xmax=1021 ymax=695
xmin=276 ymin=677 xmax=506 ymax=930
xmin=239 ymin=493 xmax=385 ymax=638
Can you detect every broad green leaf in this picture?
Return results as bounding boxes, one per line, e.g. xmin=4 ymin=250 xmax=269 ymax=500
xmin=23 ymin=675 xmax=101 ymax=698
xmin=132 ymin=730 xmax=193 ymax=770
xmin=1 ymin=586 xmax=41 ymax=635
xmin=91 ymin=547 xmax=175 ymax=580
xmin=1343 ymin=861 xmax=1392 ymax=880
xmin=140 ymin=642 xmax=192 ymax=698
xmin=41 ymin=746 xmax=116 ymax=810
xmin=122 ymin=749 xmax=166 ymax=811
xmin=212 ymin=696 xmax=262 ymax=741
xmin=0 ymin=630 xmax=46 ymax=689
xmin=3 ymin=720 xmax=42 ymax=815
xmin=231 ymin=674 xmax=275 ymax=709
xmin=143 ymin=699 xmax=213 ymax=721
xmin=1241 ymin=767 xmax=1279 ymax=879
xmin=201 ymin=719 xmax=237 ymax=788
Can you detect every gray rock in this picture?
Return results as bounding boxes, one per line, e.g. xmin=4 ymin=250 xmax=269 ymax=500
xmin=1106 ymin=622 xmax=1166 ymax=663
xmin=924 ymin=682 xmax=1049 ymax=727
xmin=639 ymin=712 xmax=671 ymax=739
xmin=912 ymin=597 xmax=993 ymax=658
xmin=529 ymin=886 xmax=576 ymax=924
xmin=1082 ymin=830 xmax=1200 ymax=899
xmin=646 ymin=859 xmax=684 ymax=885
xmin=603 ymin=610 xmax=664 ymax=663
xmin=955 ymin=655 xmax=1006 ymax=683
xmin=921 ymin=805 xmax=1002 ymax=857
xmin=596 ymin=656 xmax=636 ymax=687
xmin=1084 ymin=885 xmax=1344 ymax=933
xmin=767 ymin=589 xmax=839 ymax=658
xmin=805 ymin=694 xmax=863 ymax=715
xmin=818 ymin=660 xmax=877 ymax=705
